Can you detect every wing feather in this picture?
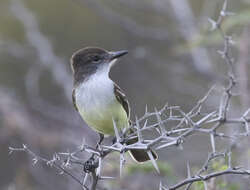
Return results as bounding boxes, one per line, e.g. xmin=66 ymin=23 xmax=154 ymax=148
xmin=113 ymin=83 xmax=130 ymax=119
xmin=72 ymin=88 xmax=79 ymax=112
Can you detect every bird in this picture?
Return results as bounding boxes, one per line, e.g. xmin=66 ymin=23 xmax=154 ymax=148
xmin=70 ymin=47 xmax=157 ymax=162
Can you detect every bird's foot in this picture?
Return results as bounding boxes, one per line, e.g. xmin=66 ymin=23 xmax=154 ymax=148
xmin=83 ymin=157 xmax=98 ymax=173
xmin=95 ymin=133 xmax=104 ymax=150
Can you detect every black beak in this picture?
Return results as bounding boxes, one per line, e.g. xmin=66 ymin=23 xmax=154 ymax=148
xmin=110 ymin=50 xmax=128 ymax=60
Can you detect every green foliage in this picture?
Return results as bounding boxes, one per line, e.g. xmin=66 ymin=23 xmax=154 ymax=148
xmin=216 ymin=179 xmax=240 ymax=190
xmin=217 ymin=180 xmax=227 ymax=189
xmin=193 ymin=181 xmax=204 ymax=190
xmin=126 ymin=160 xmax=173 ymax=176
xmin=211 ymin=159 xmax=228 ymax=172
xmin=227 ymin=183 xmax=240 ymax=190
xmin=192 ymin=179 xmax=240 ymax=190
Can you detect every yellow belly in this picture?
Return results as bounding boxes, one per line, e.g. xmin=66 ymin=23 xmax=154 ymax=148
xmin=79 ymin=101 xmax=129 ymax=135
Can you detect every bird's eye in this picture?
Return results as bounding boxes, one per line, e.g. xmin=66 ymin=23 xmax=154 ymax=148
xmin=92 ymin=55 xmax=100 ymax=62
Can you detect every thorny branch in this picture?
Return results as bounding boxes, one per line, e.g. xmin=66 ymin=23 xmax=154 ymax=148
xmin=9 ymin=0 xmax=250 ymax=189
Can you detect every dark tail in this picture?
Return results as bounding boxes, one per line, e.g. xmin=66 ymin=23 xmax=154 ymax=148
xmin=127 ymin=138 xmax=158 ymax=163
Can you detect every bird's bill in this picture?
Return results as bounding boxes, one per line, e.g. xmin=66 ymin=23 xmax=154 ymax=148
xmin=109 ymin=50 xmax=128 ymax=60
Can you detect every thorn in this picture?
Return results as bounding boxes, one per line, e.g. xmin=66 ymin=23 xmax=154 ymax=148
xmin=47 ymin=160 xmax=53 ymax=167
xmin=243 ymin=119 xmax=249 ymax=134
xmin=145 ymin=104 xmax=148 ymax=114
xmin=221 ymin=0 xmax=228 ymax=16
xmin=83 ymin=173 xmax=89 ymax=185
xmin=147 ymin=150 xmax=160 ymax=174
xmin=22 ymin=144 xmax=27 ymax=149
xmin=177 ymin=108 xmax=195 ymax=127
xmin=187 ymin=162 xmax=191 ymax=178
xmin=79 ymin=138 xmax=86 ymax=150
xmin=159 ymin=182 xmax=168 ymax=190
xmin=196 ymin=111 xmax=217 ymax=125
xmin=120 ymin=152 xmax=125 ymax=178
xmin=218 ymin=95 xmax=224 ymax=118
xmin=99 ymin=176 xmax=116 ymax=180
xmin=96 ymin=157 xmax=102 ymax=177
xmin=159 ymin=181 xmax=163 ymax=190
xmin=54 ymin=153 xmax=60 ymax=161
xmin=143 ymin=119 xmax=148 ymax=129
xmin=32 ymin=157 xmax=38 ymax=165
xmin=170 ymin=107 xmax=173 ymax=117
xmin=227 ymin=151 xmax=232 ymax=168
xmin=155 ymin=107 xmax=166 ymax=135
xmin=112 ymin=118 xmax=121 ymax=142
xmin=204 ymin=181 xmax=208 ymax=190
xmin=8 ymin=147 xmax=14 ymax=155
xmin=220 ymin=10 xmax=226 ymax=17
xmin=155 ymin=128 xmax=161 ymax=135
xmin=228 ymin=37 xmax=235 ymax=45
xmin=210 ymin=133 xmax=216 ymax=153
xmin=200 ymin=85 xmax=215 ymax=103
xmin=156 ymin=140 xmax=178 ymax=150
xmin=243 ymin=108 xmax=250 ymax=118
xmin=217 ymin=50 xmax=226 ymax=58
xmin=208 ymin=18 xmax=217 ymax=31
xmin=135 ymin=116 xmax=142 ymax=142
xmin=163 ymin=102 xmax=168 ymax=110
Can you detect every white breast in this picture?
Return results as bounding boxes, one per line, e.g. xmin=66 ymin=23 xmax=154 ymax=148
xmin=75 ymin=66 xmax=115 ymax=114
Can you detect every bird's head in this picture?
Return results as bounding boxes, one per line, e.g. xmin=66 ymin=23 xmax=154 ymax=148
xmin=70 ymin=47 xmax=128 ymax=75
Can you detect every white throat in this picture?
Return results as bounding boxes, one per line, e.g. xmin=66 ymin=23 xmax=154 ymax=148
xmin=75 ymin=61 xmax=116 ymax=113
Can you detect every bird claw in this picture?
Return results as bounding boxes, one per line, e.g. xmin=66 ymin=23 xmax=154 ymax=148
xmin=83 ymin=158 xmax=98 ymax=173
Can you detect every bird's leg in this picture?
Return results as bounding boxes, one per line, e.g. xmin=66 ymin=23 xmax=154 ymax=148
xmin=90 ymin=133 xmax=104 ymax=158
xmin=112 ymin=137 xmax=117 ymax=144
xmin=83 ymin=133 xmax=104 ymax=173
xmin=83 ymin=157 xmax=98 ymax=173
xmin=96 ymin=133 xmax=104 ymax=149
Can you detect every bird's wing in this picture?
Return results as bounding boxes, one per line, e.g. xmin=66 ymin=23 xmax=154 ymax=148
xmin=72 ymin=88 xmax=79 ymax=112
xmin=114 ymin=83 xmax=130 ymax=119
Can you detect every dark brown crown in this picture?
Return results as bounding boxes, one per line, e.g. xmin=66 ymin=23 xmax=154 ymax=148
xmin=70 ymin=47 xmax=128 ymax=86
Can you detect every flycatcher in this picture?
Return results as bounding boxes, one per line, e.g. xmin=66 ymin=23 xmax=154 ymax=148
xmin=70 ymin=47 xmax=157 ymax=162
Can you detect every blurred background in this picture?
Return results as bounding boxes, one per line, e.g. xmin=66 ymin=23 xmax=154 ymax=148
xmin=1 ymin=0 xmax=250 ymax=189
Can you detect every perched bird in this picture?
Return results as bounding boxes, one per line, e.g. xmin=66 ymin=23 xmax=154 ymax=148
xmin=70 ymin=47 xmax=157 ymax=162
